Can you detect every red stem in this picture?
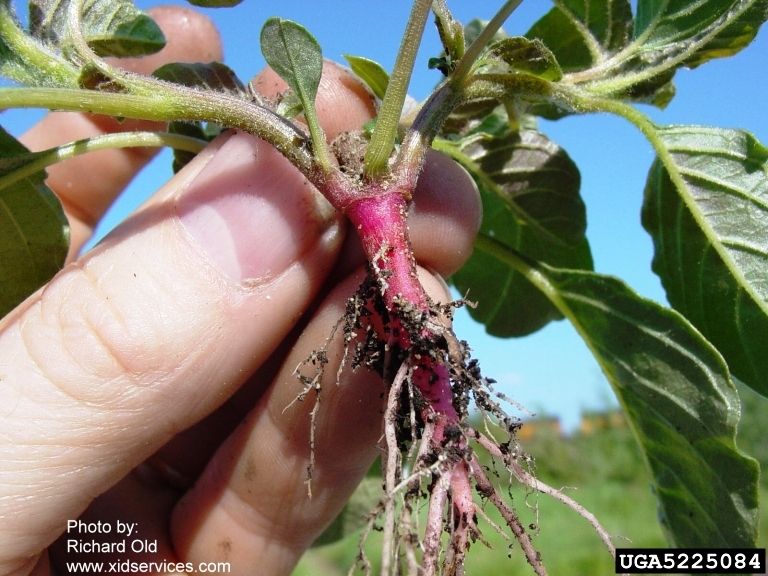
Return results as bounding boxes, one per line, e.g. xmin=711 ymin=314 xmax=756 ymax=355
xmin=345 ymin=191 xmax=427 ymax=312
xmin=346 ymin=188 xmax=477 ymax=571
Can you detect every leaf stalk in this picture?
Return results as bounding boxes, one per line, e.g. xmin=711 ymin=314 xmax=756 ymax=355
xmin=451 ymin=0 xmax=525 ymax=82
xmin=0 ymin=131 xmax=206 ymax=191
xmin=0 ymin=86 xmax=316 ymax=179
xmin=363 ymin=0 xmax=432 ymax=179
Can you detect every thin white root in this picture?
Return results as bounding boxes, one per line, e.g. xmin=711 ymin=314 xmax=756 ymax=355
xmin=381 ymin=361 xmax=410 ymax=576
xmin=472 ymin=430 xmax=626 ymax=574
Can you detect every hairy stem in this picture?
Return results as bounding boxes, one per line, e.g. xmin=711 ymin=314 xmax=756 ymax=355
xmin=0 ymin=5 xmax=78 ymax=86
xmin=451 ymin=0 xmax=525 ymax=81
xmin=363 ymin=0 xmax=432 ymax=178
xmin=0 ymin=87 xmax=316 ymax=179
xmin=0 ymin=131 xmax=205 ymax=191
xmin=345 ymin=192 xmax=427 ymax=311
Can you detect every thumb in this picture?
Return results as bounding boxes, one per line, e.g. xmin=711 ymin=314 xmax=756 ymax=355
xmin=0 ymin=131 xmax=343 ymax=572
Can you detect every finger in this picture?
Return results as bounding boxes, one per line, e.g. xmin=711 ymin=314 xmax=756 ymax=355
xmin=48 ymin=469 xmax=182 ymax=572
xmin=9 ymin=63 xmax=384 ymax=564
xmin=0 ymin=131 xmax=343 ymax=574
xmin=79 ymin=62 xmax=381 ymax=484
xmin=409 ymin=151 xmax=481 ymax=277
xmin=170 ymin=268 xmax=452 ymax=575
xmin=19 ymin=6 xmax=223 ymax=258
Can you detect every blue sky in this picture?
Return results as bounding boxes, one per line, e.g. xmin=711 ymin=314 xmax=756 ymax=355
xmin=4 ymin=1 xmax=768 ymax=430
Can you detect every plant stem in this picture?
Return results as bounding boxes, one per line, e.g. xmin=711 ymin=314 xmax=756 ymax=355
xmin=0 ymin=131 xmax=206 ymax=190
xmin=66 ymin=0 xmax=93 ymax=60
xmin=0 ymin=86 xmax=316 ymax=180
xmin=394 ymin=81 xmax=463 ymax=189
xmin=363 ymin=0 xmax=432 ymax=179
xmin=345 ymin=192 xmax=427 ymax=310
xmin=451 ymin=0 xmax=525 ymax=82
xmin=0 ymin=4 xmax=78 ymax=87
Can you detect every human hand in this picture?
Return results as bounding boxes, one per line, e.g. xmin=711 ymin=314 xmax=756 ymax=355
xmin=0 ymin=7 xmax=480 ymax=575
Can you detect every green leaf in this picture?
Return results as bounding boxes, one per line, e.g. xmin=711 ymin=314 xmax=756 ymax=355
xmin=478 ymin=237 xmax=760 ymax=549
xmin=484 ymin=37 xmax=563 ymax=82
xmin=535 ymin=266 xmax=760 ymax=549
xmin=29 ymin=0 xmax=166 ymax=58
xmin=343 ymin=54 xmax=389 ymax=100
xmin=634 ymin=0 xmax=768 ymax=69
xmin=260 ymin=18 xmax=323 ymax=117
xmin=642 ymin=126 xmax=768 ymax=397
xmin=525 ymin=0 xmax=767 ymax=110
xmin=443 ymin=126 xmax=591 ymax=336
xmin=152 ymin=61 xmax=246 ymax=96
xmin=525 ymin=0 xmax=633 ymax=72
xmin=185 ymin=0 xmax=242 ymax=6
xmin=619 ymin=0 xmax=767 ymax=100
xmin=260 ymin=17 xmax=329 ymax=167
xmin=0 ymin=126 xmax=69 ymax=318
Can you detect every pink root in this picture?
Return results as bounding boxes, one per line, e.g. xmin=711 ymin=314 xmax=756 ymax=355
xmin=343 ymin=189 xmax=494 ymax=574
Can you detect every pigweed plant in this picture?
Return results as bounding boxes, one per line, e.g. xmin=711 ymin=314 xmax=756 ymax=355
xmin=1 ymin=0 xmax=767 ymax=573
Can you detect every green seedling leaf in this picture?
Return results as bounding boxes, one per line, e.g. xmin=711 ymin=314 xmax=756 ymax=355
xmin=525 ymin=264 xmax=760 ymax=549
xmin=0 ymin=126 xmax=69 ymax=318
xmin=642 ymin=126 xmax=768 ymax=397
xmin=153 ymin=61 xmax=246 ymax=96
xmin=444 ymin=126 xmax=591 ymax=337
xmin=524 ymin=0 xmax=673 ymax=109
xmin=185 ymin=0 xmax=242 ymax=6
xmin=525 ymin=0 xmax=767 ymax=110
xmin=28 ymin=0 xmax=165 ymax=58
xmin=343 ymin=54 xmax=389 ymax=100
xmin=484 ymin=37 xmax=563 ymax=82
xmin=260 ymin=17 xmax=329 ymax=167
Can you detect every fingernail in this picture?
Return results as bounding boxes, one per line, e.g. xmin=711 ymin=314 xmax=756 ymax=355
xmin=177 ymin=132 xmax=336 ymax=284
